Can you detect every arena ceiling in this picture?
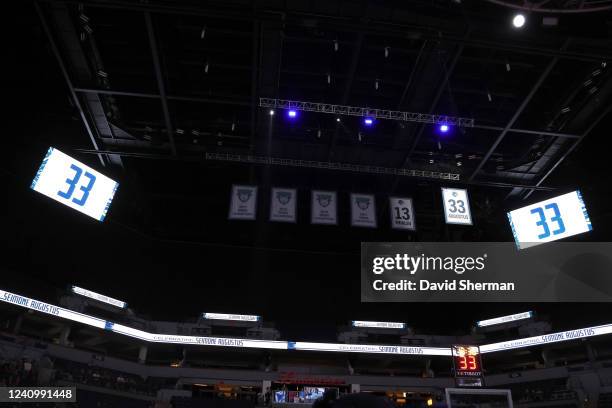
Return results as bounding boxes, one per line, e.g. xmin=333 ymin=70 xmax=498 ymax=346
xmin=3 ymin=0 xmax=612 ymax=332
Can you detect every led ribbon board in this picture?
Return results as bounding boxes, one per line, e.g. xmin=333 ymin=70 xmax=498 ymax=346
xmin=0 ymin=289 xmax=107 ymax=329
xmin=352 ymin=321 xmax=406 ymax=329
xmin=476 ymin=311 xmax=533 ymax=328
xmin=203 ymin=313 xmax=260 ymax=322
xmin=292 ymin=342 xmax=451 ymax=356
xmin=3 ymin=288 xmax=612 ymax=356
xmin=507 ymin=190 xmax=592 ymax=249
xmin=72 ymin=286 xmax=127 ymax=309
xmin=0 ymin=289 xmax=284 ymax=350
xmin=480 ymin=323 xmax=612 ymax=353
xmin=31 ymin=148 xmax=119 ymax=221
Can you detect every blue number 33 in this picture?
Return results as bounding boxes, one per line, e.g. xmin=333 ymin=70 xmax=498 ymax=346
xmin=57 ymin=164 xmax=96 ymax=206
xmin=530 ymin=203 xmax=566 ymax=239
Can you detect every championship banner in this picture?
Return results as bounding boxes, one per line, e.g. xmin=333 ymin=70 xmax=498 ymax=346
xmin=441 ymin=188 xmax=473 ymax=225
xmin=351 ymin=193 xmax=377 ymax=228
xmin=311 ymin=190 xmax=337 ymax=225
xmin=270 ymin=188 xmax=297 ymax=223
xmin=228 ymin=185 xmax=258 ymax=220
xmin=389 ymin=197 xmax=416 ymax=230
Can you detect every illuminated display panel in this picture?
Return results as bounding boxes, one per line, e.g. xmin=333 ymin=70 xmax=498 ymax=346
xmin=203 ymin=313 xmax=260 ymax=322
xmin=352 ymin=321 xmax=405 ymax=329
xmin=30 ymin=147 xmax=119 ymax=221
xmin=452 ymin=345 xmax=483 ymax=387
xmin=71 ymin=286 xmax=127 ymax=309
xmin=507 ymin=190 xmax=592 ymax=249
xmin=476 ymin=311 xmax=532 ymax=327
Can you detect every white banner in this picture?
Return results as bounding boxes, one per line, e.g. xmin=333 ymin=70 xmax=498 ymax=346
xmin=311 ymin=190 xmax=337 ymax=225
xmin=507 ymin=190 xmax=592 ymax=250
xmin=351 ymin=193 xmax=377 ymax=228
xmin=228 ymin=185 xmax=258 ymax=220
xmin=270 ymin=188 xmax=297 ymax=223
xmin=441 ymin=188 xmax=473 ymax=225
xmin=30 ymin=147 xmax=119 ymax=222
xmin=389 ymin=197 xmax=416 ymax=230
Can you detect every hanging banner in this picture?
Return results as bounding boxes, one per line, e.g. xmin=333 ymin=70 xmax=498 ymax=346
xmin=351 ymin=194 xmax=377 ymax=228
xmin=389 ymin=197 xmax=416 ymax=230
xmin=311 ymin=190 xmax=337 ymax=225
xmin=228 ymin=185 xmax=258 ymax=220
xmin=441 ymin=188 xmax=473 ymax=225
xmin=270 ymin=188 xmax=297 ymax=223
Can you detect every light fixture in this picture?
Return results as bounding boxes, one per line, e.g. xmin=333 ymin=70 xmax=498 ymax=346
xmin=336 ymin=117 xmax=341 ymax=123
xmin=231 ymin=122 xmax=236 ymax=131
xmin=287 ymin=110 xmax=297 ymax=118
xmin=327 ymin=73 xmax=331 ymax=84
xmin=439 ymin=124 xmax=449 ymax=133
xmin=364 ymin=118 xmax=374 ymax=126
xmin=334 ymin=39 xmax=339 ymax=52
xmin=269 ymin=110 xmax=275 ymax=116
xmin=512 ymin=14 xmax=526 ymax=28
xmin=200 ymin=26 xmax=207 ymax=39
xmin=384 ymin=46 xmax=390 ymax=58
xmin=375 ymin=79 xmax=379 ymax=90
xmin=204 ymin=61 xmax=209 ymax=74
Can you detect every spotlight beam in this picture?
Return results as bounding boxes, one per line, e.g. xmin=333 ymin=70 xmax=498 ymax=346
xmin=260 ymin=98 xmax=475 ymax=127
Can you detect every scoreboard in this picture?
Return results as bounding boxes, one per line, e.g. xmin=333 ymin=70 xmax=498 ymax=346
xmin=452 ymin=345 xmax=484 ymax=387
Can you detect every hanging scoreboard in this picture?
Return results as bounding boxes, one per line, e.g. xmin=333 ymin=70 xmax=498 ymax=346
xmin=452 ymin=345 xmax=484 ymax=387
xmin=507 ymin=190 xmax=592 ymax=250
xmin=30 ymin=147 xmax=119 ymax=222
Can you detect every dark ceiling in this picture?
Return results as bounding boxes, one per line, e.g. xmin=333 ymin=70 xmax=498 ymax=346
xmin=3 ymin=0 xmax=612 ymax=338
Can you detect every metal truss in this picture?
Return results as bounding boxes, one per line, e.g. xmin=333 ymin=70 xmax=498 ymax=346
xmin=205 ymin=153 xmax=460 ymax=181
xmin=259 ymin=98 xmax=475 ymax=127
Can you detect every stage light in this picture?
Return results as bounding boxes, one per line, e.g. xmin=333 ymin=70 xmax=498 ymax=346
xmin=513 ymin=14 xmax=526 ymax=28
xmin=427 ymin=398 xmax=433 ymax=407
xmin=364 ymin=118 xmax=374 ymax=126
xmin=269 ymin=110 xmax=275 ymax=116
xmin=336 ymin=117 xmax=341 ymax=123
xmin=439 ymin=124 xmax=449 ymax=133
xmin=287 ymin=110 xmax=297 ymax=118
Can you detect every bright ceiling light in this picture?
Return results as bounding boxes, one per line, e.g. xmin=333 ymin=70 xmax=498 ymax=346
xmin=269 ymin=110 xmax=275 ymax=116
xmin=513 ymin=14 xmax=526 ymax=28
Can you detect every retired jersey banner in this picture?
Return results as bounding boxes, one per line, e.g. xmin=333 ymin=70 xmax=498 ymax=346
xmin=441 ymin=187 xmax=473 ymax=225
xmin=311 ymin=190 xmax=337 ymax=225
xmin=229 ymin=185 xmax=258 ymax=220
xmin=389 ymin=197 xmax=416 ymax=230
xmin=270 ymin=188 xmax=297 ymax=223
xmin=351 ymin=194 xmax=377 ymax=228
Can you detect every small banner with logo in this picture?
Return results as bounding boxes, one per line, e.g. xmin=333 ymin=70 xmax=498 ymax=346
xmin=351 ymin=193 xmax=377 ymax=228
xmin=311 ymin=190 xmax=338 ymax=225
xmin=270 ymin=188 xmax=297 ymax=223
xmin=228 ymin=185 xmax=258 ymax=220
